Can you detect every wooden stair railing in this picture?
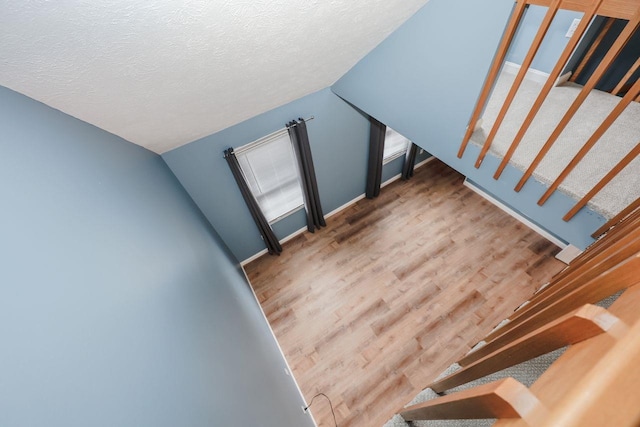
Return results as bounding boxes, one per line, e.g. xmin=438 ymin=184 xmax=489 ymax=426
xmin=538 ymin=312 xmax=640 ymax=427
xmin=454 ymin=203 xmax=638 ymax=372
xmin=398 ymin=284 xmax=640 ymax=426
xmin=563 ymin=142 xmax=640 ymax=220
xmin=397 ymin=189 xmax=640 ymax=425
xmin=399 ymin=378 xmax=547 ymax=425
xmin=457 ymin=0 xmax=640 ymax=224
xmin=591 ymin=195 xmax=640 ymax=238
xmin=428 ymin=304 xmax=619 ymax=393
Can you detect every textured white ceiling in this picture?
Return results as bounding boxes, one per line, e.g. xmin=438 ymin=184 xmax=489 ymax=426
xmin=0 ymin=0 xmax=429 ymax=153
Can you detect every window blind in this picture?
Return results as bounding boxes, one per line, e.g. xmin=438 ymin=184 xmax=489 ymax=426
xmin=383 ymin=127 xmax=411 ymax=164
xmin=236 ymin=132 xmax=304 ymax=222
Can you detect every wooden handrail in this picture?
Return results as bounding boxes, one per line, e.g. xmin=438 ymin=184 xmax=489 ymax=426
xmin=400 ymin=378 xmax=547 ymax=425
xmin=528 ymin=0 xmax=638 ymax=19
xmin=592 ymin=196 xmax=640 ymax=238
xmin=488 ymin=223 xmax=640 ymax=339
xmin=493 ymin=227 xmax=640 ymax=328
xmin=540 ymin=317 xmax=640 ymax=427
xmin=459 ymin=253 xmax=640 ymax=367
xmin=429 ymin=304 xmax=620 ymax=393
xmin=549 ymin=205 xmax=640 ymax=285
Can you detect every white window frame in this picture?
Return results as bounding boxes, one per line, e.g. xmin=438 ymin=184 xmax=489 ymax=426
xmin=234 ymin=130 xmax=305 ymax=224
xmin=383 ymin=127 xmax=411 ymax=164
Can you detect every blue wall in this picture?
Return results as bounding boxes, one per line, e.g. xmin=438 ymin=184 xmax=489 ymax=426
xmin=506 ymin=5 xmax=583 ymax=73
xmin=0 ymin=86 xmax=314 ymax=427
xmin=163 ymin=88 xmax=430 ymax=262
xmin=332 ymin=0 xmax=604 ymax=249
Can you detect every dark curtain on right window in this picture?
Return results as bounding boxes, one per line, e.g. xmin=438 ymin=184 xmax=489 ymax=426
xmin=288 ymin=118 xmax=326 ymax=233
xmin=402 ymin=143 xmax=419 ymax=180
xmin=366 ymin=117 xmax=386 ymax=199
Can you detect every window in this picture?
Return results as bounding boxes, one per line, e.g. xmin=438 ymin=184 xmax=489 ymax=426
xmin=383 ymin=127 xmax=411 ymax=164
xmin=235 ymin=131 xmax=304 ymax=223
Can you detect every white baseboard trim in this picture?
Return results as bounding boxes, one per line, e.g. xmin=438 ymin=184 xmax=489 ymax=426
xmin=239 ymin=266 xmax=319 ymax=427
xmin=240 ymin=225 xmax=308 ymax=266
xmin=503 ymin=61 xmax=550 ymax=85
xmin=381 ymin=155 xmax=435 ymax=189
xmin=463 ymin=178 xmax=568 ymax=250
xmin=240 ymin=156 xmax=436 ymax=265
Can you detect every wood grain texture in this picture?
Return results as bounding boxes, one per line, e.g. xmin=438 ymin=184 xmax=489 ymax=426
xmin=244 ymin=160 xmax=565 ymax=427
xmin=491 ymin=285 xmax=640 ymax=427
xmin=598 ymin=0 xmax=640 ymax=19
xmin=505 ymin=220 xmax=640 ymax=323
xmin=557 ymin=204 xmax=640 ymax=278
xmin=540 ymin=317 xmax=640 ymax=427
xmin=460 ymin=254 xmax=640 ymax=367
xmin=429 ymin=304 xmax=619 ymax=393
xmin=400 ymin=378 xmax=545 ymax=424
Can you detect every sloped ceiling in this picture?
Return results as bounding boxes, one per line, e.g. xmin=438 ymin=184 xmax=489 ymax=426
xmin=0 ymin=0 xmax=429 ymax=153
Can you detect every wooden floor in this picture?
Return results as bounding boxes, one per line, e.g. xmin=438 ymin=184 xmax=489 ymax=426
xmin=244 ymin=160 xmax=565 ymax=427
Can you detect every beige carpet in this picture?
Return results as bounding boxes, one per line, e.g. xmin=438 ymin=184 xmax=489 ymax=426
xmin=470 ymin=70 xmax=640 ymax=219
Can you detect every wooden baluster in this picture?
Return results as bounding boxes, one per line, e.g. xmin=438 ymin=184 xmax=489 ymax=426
xmin=457 ymin=0 xmax=527 ymax=159
xmin=538 ymin=78 xmax=640 ymax=205
xmin=612 ymin=56 xmax=640 ymax=95
xmin=467 ymin=219 xmax=640 ymax=359
xmin=517 ymin=210 xmax=640 ymax=319
xmin=459 ymin=253 xmax=640 ymax=367
xmin=494 ymin=0 xmax=603 ymax=179
xmin=592 ymin=197 xmax=640 ymax=238
xmin=514 ymin=12 xmax=640 ymax=192
xmin=541 ymin=317 xmax=640 ymax=427
xmin=475 ymin=0 xmax=562 ymax=168
xmin=548 ymin=206 xmax=640 ymax=286
xmin=569 ymin=17 xmax=615 ymax=82
xmin=478 ymin=224 xmax=640 ymax=347
xmin=429 ymin=304 xmax=621 ymax=393
xmin=400 ymin=378 xmax=547 ymax=425
xmin=564 ymin=142 xmax=640 ymax=220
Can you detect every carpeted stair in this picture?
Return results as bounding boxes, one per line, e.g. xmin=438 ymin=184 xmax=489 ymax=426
xmin=469 ymin=69 xmax=640 ymax=219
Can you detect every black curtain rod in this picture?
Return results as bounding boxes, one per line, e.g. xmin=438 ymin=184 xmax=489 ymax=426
xmin=224 ymin=116 xmax=315 ymax=157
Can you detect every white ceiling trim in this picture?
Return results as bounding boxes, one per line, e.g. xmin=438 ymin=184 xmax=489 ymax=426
xmin=0 ymin=0 xmax=429 ymax=153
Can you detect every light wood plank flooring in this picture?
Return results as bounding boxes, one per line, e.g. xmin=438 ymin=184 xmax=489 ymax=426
xmin=244 ymin=160 xmax=565 ymax=427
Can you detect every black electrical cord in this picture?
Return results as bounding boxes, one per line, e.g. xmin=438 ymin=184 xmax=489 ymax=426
xmin=303 ymin=392 xmax=338 ymax=427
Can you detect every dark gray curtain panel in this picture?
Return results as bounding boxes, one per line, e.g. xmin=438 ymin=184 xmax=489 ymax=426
xmin=402 ymin=143 xmax=419 ymax=180
xmin=366 ymin=117 xmax=386 ymax=198
xmin=224 ymin=148 xmax=283 ymax=255
xmin=288 ymin=119 xmax=326 ymax=233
